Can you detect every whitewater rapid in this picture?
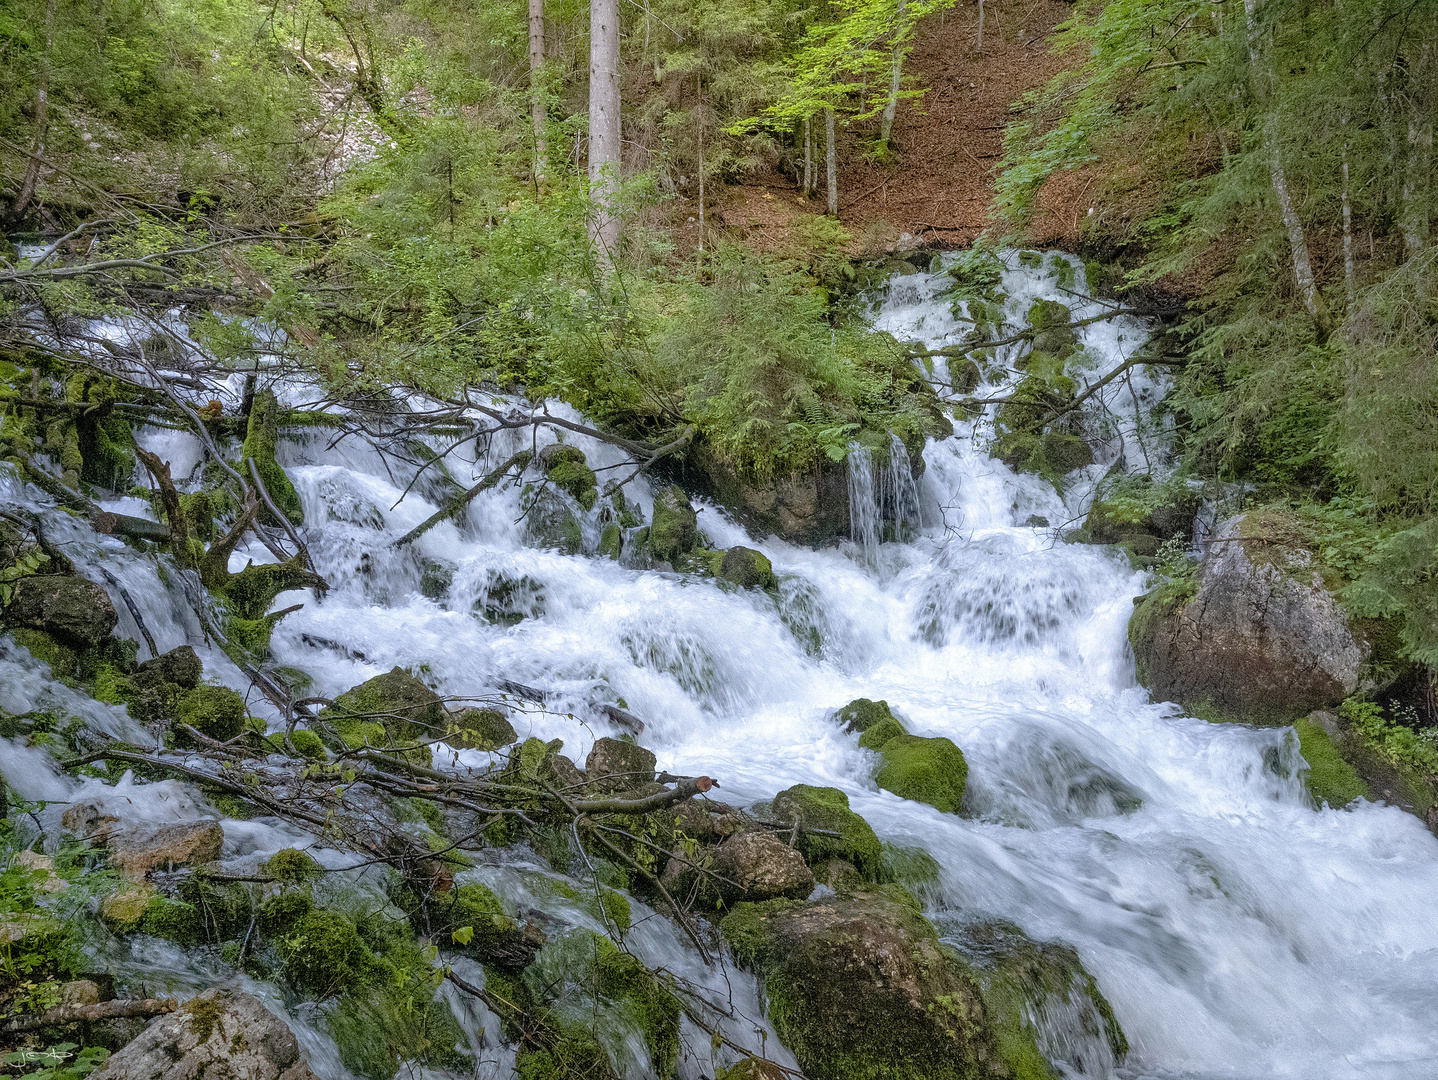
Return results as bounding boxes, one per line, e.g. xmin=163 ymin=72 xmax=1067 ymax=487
xmin=5 ymin=251 xmax=1438 ymax=1079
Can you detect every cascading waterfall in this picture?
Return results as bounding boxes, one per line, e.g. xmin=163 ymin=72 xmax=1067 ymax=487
xmin=4 ymin=250 xmax=1438 ymax=1079
xmin=846 ymin=433 xmax=923 ymax=564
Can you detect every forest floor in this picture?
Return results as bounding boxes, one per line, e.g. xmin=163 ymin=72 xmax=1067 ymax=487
xmin=691 ymin=0 xmax=1080 ymax=255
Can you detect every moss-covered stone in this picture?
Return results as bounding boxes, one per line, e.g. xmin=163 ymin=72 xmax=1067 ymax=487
xmin=547 ymin=459 xmax=599 ymax=511
xmin=100 ymin=882 xmax=157 ymax=934
xmin=649 ymin=485 xmax=698 ymax=562
xmin=451 ymin=707 xmax=518 ymax=751
xmin=873 ymin=735 xmax=968 ymax=813
xmin=3 ymin=574 xmax=118 ymax=647
xmin=1294 ymin=717 xmax=1369 ymax=808
xmin=944 ymin=920 xmax=1127 ymax=1080
xmin=175 ymin=684 xmax=247 ymax=743
xmin=1127 ymin=577 xmax=1199 ymax=691
xmin=241 ymin=388 xmax=304 ymax=525
xmin=263 ymin=847 xmax=321 ymax=883
xmin=598 ymin=523 xmax=624 ymax=560
xmin=858 ymin=715 xmax=907 ymax=750
xmin=325 ymin=666 xmax=446 ymax=749
xmin=429 ymin=881 xmax=545 ymax=969
xmin=770 ymin=785 xmax=881 ymax=881
xmin=832 ymin=697 xmax=895 ymax=735
xmin=258 ymin=892 xmax=372 ymax=997
xmin=719 ymin=546 xmax=777 ymax=590
xmin=136 ymin=645 xmax=202 ymax=689
xmin=586 ymin=736 xmax=656 ymax=793
xmin=592 ymin=935 xmax=681 ymax=1075
xmin=721 ymin=892 xmax=1001 ymax=1080
xmin=8 ymin=628 xmax=78 ymax=679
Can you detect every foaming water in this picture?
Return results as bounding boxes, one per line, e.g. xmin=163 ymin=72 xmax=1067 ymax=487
xmin=6 ymin=254 xmax=1438 ymax=1078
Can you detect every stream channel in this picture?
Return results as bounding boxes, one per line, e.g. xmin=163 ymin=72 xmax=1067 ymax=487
xmin=4 ymin=251 xmax=1438 ymax=1080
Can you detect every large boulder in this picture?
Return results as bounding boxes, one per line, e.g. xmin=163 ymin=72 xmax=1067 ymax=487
xmin=92 ymin=988 xmax=318 ymax=1080
xmin=1129 ymin=514 xmax=1368 ymax=723
xmin=3 ymin=574 xmax=117 ymax=647
xmin=721 ymin=890 xmax=1005 ymax=1080
xmin=719 ymin=546 xmax=778 ymax=590
xmin=863 ymin=728 xmax=969 ymax=814
xmin=64 ymin=811 xmax=224 ymax=880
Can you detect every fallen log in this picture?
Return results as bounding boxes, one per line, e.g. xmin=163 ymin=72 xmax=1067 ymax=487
xmin=0 ymin=997 xmax=177 ymax=1034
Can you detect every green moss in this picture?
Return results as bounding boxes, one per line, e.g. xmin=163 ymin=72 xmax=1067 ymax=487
xmin=183 ymin=995 xmax=225 ymax=1044
xmin=874 ymin=735 xmax=968 ymax=813
xmin=287 ymin=728 xmax=327 ymax=759
xmin=91 ymin=664 xmax=137 ymax=707
xmin=593 ymin=936 xmax=681 ymax=1075
xmin=718 ymin=546 xmax=777 ymax=590
xmin=259 ymin=893 xmax=372 ymax=998
xmin=548 ymin=459 xmax=599 ymax=511
xmin=587 ymin=886 xmax=632 ymax=933
xmin=140 ymin=896 xmax=204 ymax=945
xmin=771 ymin=785 xmax=882 ymax=880
xmin=832 ymin=697 xmax=895 ymax=734
xmin=879 ymin=843 xmax=942 ymax=901
xmin=264 ymin=847 xmax=321 ymax=883
xmin=718 ymin=898 xmax=803 ymax=967
xmin=10 ymin=628 xmax=77 ymax=679
xmin=649 ymin=485 xmax=697 ymax=562
xmin=241 ymin=389 xmax=304 ymax=525
xmin=1294 ymin=718 xmax=1369 ymax=808
xmin=858 ymin=715 xmax=906 ymax=750
xmin=100 ymin=882 xmax=156 ymax=934
xmin=598 ymin=524 xmax=623 ymax=560
xmin=175 ymin=684 xmax=247 ymax=742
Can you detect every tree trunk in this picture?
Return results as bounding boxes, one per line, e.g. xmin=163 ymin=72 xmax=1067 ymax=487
xmin=1401 ymin=41 xmax=1433 ymax=260
xmin=977 ymin=0 xmax=984 ymax=54
xmin=825 ymin=108 xmax=838 ymax=215
xmin=803 ymin=116 xmax=813 ymax=197
xmin=12 ymin=0 xmax=57 ymax=222
xmin=530 ymin=0 xmax=547 ymax=182
xmin=589 ymin=0 xmax=622 ymax=261
xmin=1243 ymin=0 xmax=1325 ymax=326
xmin=879 ymin=0 xmax=907 ymax=147
xmin=1342 ymin=137 xmax=1356 ymax=307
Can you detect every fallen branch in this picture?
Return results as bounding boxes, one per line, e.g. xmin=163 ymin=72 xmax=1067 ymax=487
xmin=393 ymin=450 xmax=532 ymax=548
xmin=573 ymin=776 xmax=713 ymax=815
xmin=0 ymin=997 xmax=177 ymax=1033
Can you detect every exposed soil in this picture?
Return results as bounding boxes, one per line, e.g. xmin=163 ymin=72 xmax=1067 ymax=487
xmin=700 ymin=0 xmax=1081 ymax=255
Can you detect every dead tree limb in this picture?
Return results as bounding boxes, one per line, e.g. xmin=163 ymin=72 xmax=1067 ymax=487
xmin=0 ymin=997 xmax=178 ymax=1034
xmin=393 ymin=450 xmax=532 ymax=548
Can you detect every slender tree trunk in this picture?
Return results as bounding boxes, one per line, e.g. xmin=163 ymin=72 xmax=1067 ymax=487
xmin=529 ymin=0 xmax=547 ymax=182
xmin=1243 ymin=0 xmax=1324 ymax=325
xmin=697 ymin=79 xmax=705 ymax=255
xmin=13 ymin=0 xmax=57 ymax=222
xmin=825 ymin=108 xmax=838 ymax=215
xmin=803 ymin=116 xmax=813 ymax=197
xmin=1401 ymin=41 xmax=1433 ymax=260
xmin=589 ymin=0 xmax=622 ymax=261
xmin=880 ymin=0 xmax=906 ymax=147
xmin=1342 ymin=136 xmax=1356 ymax=308
xmin=976 ymin=0 xmax=984 ymax=54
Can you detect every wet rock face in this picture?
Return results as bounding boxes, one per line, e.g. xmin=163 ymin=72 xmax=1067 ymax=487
xmin=770 ymin=785 xmax=881 ymax=881
xmin=708 ymin=832 xmax=816 ymax=903
xmin=3 ymin=574 xmax=117 ymax=647
xmin=689 ymin=454 xmax=852 ymax=548
xmin=452 ymin=706 xmax=517 ymax=750
xmin=719 ymin=546 xmax=777 ymax=590
xmin=585 ymin=736 xmax=657 ymax=793
xmin=329 ymin=666 xmax=446 ymax=744
xmin=1129 ymin=515 xmax=1368 ymax=723
xmin=649 ymin=484 xmax=699 ymax=562
xmin=722 ymin=891 xmax=1002 ymax=1080
xmin=136 ymin=645 xmax=203 ymax=689
xmin=92 ymin=988 xmax=317 ymax=1080
xmin=62 ymin=801 xmax=224 ymax=879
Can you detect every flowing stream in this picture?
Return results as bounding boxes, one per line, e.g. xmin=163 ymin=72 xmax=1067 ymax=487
xmin=5 ymin=252 xmax=1438 ymax=1079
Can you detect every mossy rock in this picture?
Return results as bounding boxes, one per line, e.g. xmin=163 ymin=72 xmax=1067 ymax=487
xmin=325 ymin=666 xmax=446 ymax=747
xmin=832 ymin=697 xmax=895 ymax=735
xmin=1127 ymin=577 xmax=1199 ymax=690
xmin=11 ymin=628 xmax=78 ymax=679
xmin=874 ymin=735 xmax=968 ymax=813
xmin=1293 ymin=717 xmax=1369 ymax=809
xmin=944 ymin=919 xmax=1127 ymax=1080
xmin=592 ymin=935 xmax=681 ymax=1074
xmin=452 ymin=706 xmax=518 ymax=750
xmin=649 ymin=485 xmax=698 ymax=562
xmin=719 ymin=546 xmax=777 ymax=590
xmin=1082 ymin=477 xmax=1201 ymax=552
xmin=3 ymin=574 xmax=118 ymax=648
xmin=241 ymin=388 xmax=304 ymax=525
xmin=721 ymin=892 xmax=1000 ymax=1080
xmin=547 ymin=459 xmax=599 ymax=511
xmin=100 ymin=882 xmax=157 ymax=934
xmin=523 ymin=488 xmax=584 ymax=555
xmin=175 ymin=684 xmax=248 ymax=743
xmin=429 ymin=882 xmax=545 ymax=969
xmin=258 ymin=892 xmax=372 ymax=997
xmin=598 ymin=523 xmax=624 ymax=560
xmin=263 ymin=847 xmax=321 ymax=883
xmin=858 ymin=715 xmax=907 ymax=750
xmin=136 ymin=645 xmax=202 ymax=689
xmin=770 ymin=784 xmax=881 ymax=880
